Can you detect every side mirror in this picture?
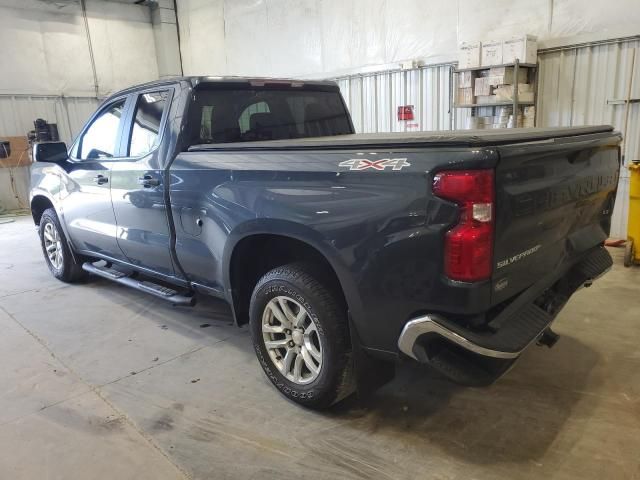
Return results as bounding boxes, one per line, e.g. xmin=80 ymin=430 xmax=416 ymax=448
xmin=33 ymin=141 xmax=68 ymax=164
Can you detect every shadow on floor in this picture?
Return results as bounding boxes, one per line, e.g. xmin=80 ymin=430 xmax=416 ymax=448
xmin=326 ymin=335 xmax=600 ymax=466
xmin=85 ymin=277 xmax=602 ymax=467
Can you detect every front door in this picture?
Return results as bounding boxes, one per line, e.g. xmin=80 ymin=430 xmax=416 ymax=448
xmin=62 ymin=98 xmax=128 ymax=260
xmin=110 ymin=89 xmax=176 ymax=277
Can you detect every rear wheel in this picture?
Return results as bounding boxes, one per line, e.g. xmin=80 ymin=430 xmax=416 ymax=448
xmin=249 ymin=263 xmax=355 ymax=408
xmin=39 ymin=208 xmax=87 ymax=282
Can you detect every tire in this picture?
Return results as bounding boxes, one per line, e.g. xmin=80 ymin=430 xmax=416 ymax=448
xmin=249 ymin=263 xmax=355 ymax=409
xmin=39 ymin=208 xmax=87 ymax=283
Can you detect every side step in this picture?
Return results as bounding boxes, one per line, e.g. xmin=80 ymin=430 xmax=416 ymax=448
xmin=82 ymin=263 xmax=196 ymax=306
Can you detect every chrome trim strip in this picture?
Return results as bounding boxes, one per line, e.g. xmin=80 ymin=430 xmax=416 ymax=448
xmin=398 ymin=315 xmax=521 ymax=360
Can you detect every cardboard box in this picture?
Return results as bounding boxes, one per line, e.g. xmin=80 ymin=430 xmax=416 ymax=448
xmin=481 ymin=40 xmax=503 ymax=66
xmin=458 ymin=42 xmax=481 ymax=69
xmin=503 ymin=35 xmax=538 ymax=64
xmin=474 ymin=77 xmax=492 ymax=96
xmin=476 ymin=95 xmax=497 ymax=105
xmin=457 ymin=87 xmax=474 ymax=105
xmin=0 ymin=136 xmax=31 ymax=168
xmin=458 ymin=71 xmax=473 ymax=88
xmin=494 ymin=84 xmax=533 ymax=102
xmin=488 ymin=66 xmax=528 ymax=85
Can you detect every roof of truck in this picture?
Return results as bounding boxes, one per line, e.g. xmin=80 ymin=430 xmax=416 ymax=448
xmin=189 ymin=126 xmax=619 ymax=151
xmin=108 ymin=76 xmax=339 ymax=98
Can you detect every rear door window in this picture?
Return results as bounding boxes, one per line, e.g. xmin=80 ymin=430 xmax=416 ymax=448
xmin=127 ymin=91 xmax=169 ymax=157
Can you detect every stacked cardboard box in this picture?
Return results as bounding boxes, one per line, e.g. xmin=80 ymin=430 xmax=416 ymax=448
xmin=457 ymin=35 xmax=538 ymax=129
xmin=457 ymin=88 xmax=474 ymax=105
xmin=456 ymin=71 xmax=475 ymax=104
xmin=494 ymin=84 xmax=534 ymax=102
xmin=458 ymin=71 xmax=473 ymax=87
xmin=481 ymin=40 xmax=503 ymax=66
xmin=503 ymin=35 xmax=538 ymax=64
xmin=474 ymin=77 xmax=492 ymax=96
xmin=476 ymin=95 xmax=497 ymax=105
xmin=522 ymin=106 xmax=536 ymax=127
xmin=458 ymin=42 xmax=481 ymax=69
xmin=487 ymin=66 xmax=527 ymax=86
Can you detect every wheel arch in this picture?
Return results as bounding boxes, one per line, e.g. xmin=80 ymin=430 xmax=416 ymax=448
xmin=30 ymin=194 xmax=55 ymax=226
xmin=223 ymin=222 xmax=361 ymax=328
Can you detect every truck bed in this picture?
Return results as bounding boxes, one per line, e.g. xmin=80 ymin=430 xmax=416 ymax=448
xmin=189 ymin=126 xmax=615 ymax=151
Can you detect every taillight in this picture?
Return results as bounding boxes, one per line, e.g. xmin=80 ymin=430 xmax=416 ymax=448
xmin=433 ymin=169 xmax=495 ymax=282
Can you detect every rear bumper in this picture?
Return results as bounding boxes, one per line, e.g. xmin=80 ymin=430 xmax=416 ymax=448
xmin=398 ymin=246 xmax=612 ymax=367
xmin=399 ymin=315 xmax=521 ymax=360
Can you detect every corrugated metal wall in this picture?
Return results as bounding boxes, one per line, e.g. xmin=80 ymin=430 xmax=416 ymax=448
xmin=334 ymin=39 xmax=638 ymax=238
xmin=537 ymin=40 xmax=640 ymax=239
xmin=335 ymin=64 xmax=455 ymax=133
xmin=0 ymin=95 xmax=100 ymax=144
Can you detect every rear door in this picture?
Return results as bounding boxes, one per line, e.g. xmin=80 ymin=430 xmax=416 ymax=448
xmin=491 ymin=134 xmax=620 ymax=304
xmin=110 ymin=88 xmax=176 ymax=277
xmin=62 ymin=97 xmax=128 ymax=260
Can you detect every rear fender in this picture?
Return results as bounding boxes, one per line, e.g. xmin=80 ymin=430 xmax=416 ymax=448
xmin=222 ymin=218 xmax=365 ymax=334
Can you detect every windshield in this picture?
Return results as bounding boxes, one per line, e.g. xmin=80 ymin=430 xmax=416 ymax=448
xmin=187 ymin=86 xmax=353 ymax=147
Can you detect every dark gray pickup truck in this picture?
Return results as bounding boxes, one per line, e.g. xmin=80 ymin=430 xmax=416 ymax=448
xmin=30 ymin=77 xmax=621 ymax=408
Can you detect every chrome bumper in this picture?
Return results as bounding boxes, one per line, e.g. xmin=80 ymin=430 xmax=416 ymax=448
xmin=398 ymin=248 xmax=612 ymax=364
xmin=397 ymin=315 xmax=521 ymax=360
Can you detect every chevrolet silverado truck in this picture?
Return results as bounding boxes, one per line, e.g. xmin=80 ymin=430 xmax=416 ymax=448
xmin=30 ymin=77 xmax=621 ymax=408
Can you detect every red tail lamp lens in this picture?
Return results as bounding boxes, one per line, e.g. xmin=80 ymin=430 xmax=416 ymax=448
xmin=433 ymin=170 xmax=495 ymax=282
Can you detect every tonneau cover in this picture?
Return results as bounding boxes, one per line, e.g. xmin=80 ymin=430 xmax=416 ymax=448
xmin=189 ymin=126 xmax=617 ymax=151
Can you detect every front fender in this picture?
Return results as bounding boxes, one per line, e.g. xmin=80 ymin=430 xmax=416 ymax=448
xmin=29 ymin=162 xmax=75 ymax=245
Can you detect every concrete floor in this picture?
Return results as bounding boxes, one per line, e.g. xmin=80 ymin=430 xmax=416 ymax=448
xmin=0 ymin=215 xmax=639 ymax=480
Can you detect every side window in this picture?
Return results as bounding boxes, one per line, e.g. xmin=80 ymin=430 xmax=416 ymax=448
xmin=238 ymin=101 xmax=270 ymax=134
xmin=200 ymin=105 xmax=214 ymax=141
xmin=128 ymin=91 xmax=169 ymax=157
xmin=78 ymin=99 xmax=126 ymax=159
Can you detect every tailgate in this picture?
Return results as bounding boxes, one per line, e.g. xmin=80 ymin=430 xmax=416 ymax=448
xmin=491 ymin=133 xmax=620 ymax=304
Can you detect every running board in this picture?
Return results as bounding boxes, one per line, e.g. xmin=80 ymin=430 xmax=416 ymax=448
xmin=82 ymin=263 xmax=196 ymax=306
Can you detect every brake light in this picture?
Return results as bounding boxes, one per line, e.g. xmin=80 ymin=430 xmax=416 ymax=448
xmin=433 ymin=170 xmax=495 ymax=282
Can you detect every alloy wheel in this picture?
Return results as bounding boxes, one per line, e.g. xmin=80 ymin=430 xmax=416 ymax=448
xmin=261 ymin=296 xmax=323 ymax=384
xmin=43 ymin=222 xmax=63 ymax=270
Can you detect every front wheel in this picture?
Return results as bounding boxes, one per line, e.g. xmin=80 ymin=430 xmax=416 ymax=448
xmin=249 ymin=263 xmax=355 ymax=409
xmin=39 ymin=208 xmax=87 ymax=282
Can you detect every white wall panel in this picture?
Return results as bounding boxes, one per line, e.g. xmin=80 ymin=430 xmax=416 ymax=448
xmin=177 ymin=0 xmax=640 ymax=78
xmin=175 ymin=0 xmax=226 ymax=77
xmin=0 ymin=0 xmax=158 ymax=97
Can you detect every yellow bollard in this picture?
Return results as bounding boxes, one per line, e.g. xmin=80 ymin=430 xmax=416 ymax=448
xmin=626 ymin=161 xmax=640 ymax=267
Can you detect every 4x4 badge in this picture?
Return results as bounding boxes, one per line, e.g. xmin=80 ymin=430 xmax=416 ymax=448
xmin=339 ymin=158 xmax=411 ymax=171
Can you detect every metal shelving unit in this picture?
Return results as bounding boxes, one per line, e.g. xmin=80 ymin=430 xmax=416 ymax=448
xmin=452 ymin=59 xmax=538 ymax=129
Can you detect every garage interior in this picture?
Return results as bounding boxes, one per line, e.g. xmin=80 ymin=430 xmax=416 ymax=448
xmin=1 ymin=1 xmax=639 ymax=479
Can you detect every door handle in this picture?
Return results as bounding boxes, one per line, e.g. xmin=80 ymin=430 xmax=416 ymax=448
xmin=138 ymin=174 xmax=161 ymax=188
xmin=94 ymin=174 xmax=108 ymax=185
